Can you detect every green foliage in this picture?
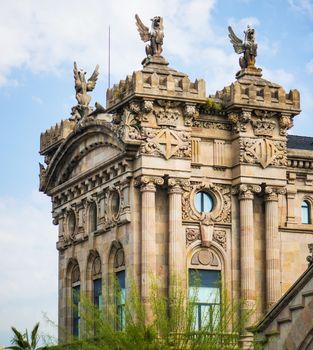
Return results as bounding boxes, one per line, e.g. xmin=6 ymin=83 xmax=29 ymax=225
xmin=200 ymin=98 xmax=223 ymax=114
xmin=6 ymin=322 xmax=43 ymax=350
xmin=49 ymin=276 xmax=256 ymax=350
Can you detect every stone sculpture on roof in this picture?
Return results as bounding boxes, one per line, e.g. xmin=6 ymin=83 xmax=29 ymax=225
xmin=70 ymin=62 xmax=103 ymax=123
xmin=228 ymin=25 xmax=258 ymax=71
xmin=135 ymin=14 xmax=164 ymax=63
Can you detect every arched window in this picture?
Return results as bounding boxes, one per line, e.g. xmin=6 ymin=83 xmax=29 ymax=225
xmin=302 ymin=200 xmax=311 ymax=224
xmin=188 ymin=249 xmax=221 ymax=330
xmin=71 ymin=264 xmax=81 ymax=337
xmin=114 ymin=247 xmax=125 ymax=330
xmin=92 ymin=255 xmax=102 ymax=309
xmin=89 ymin=202 xmax=97 ymax=233
xmin=195 ymin=191 xmax=214 ymax=213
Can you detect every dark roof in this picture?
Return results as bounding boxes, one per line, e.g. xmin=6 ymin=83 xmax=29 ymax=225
xmin=287 ymin=135 xmax=313 ymax=151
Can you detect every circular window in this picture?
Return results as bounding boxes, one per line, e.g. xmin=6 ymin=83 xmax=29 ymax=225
xmin=195 ymin=191 xmax=214 ymax=213
xmin=110 ymin=191 xmax=120 ymax=218
xmin=68 ymin=211 xmax=76 ymax=236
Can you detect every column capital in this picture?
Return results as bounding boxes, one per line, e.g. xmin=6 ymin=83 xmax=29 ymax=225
xmin=264 ymin=186 xmax=286 ymax=201
xmin=168 ymin=178 xmax=189 ymax=194
xmin=135 ymin=175 xmax=164 ymax=192
xmin=232 ymin=184 xmax=261 ymax=200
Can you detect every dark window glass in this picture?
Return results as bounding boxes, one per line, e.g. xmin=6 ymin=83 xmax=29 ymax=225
xmin=189 ymin=269 xmax=221 ymax=330
xmin=93 ymin=278 xmax=102 ymax=309
xmin=72 ymin=285 xmax=80 ymax=337
xmin=116 ymin=270 xmax=126 ymax=330
xmin=302 ymin=201 xmax=311 ymax=224
xmin=195 ymin=192 xmax=214 ymax=213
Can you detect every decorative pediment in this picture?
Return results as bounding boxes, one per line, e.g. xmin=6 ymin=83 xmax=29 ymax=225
xmin=40 ymin=124 xmax=126 ymax=192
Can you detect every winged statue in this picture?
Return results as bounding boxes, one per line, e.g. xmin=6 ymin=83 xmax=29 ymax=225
xmin=228 ymin=25 xmax=257 ymax=70
xmin=73 ymin=62 xmax=99 ymax=107
xmin=135 ymin=14 xmax=164 ymax=58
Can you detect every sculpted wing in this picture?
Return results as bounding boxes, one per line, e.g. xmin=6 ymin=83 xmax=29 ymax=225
xmin=87 ymin=64 xmax=99 ymax=91
xmin=228 ymin=26 xmax=244 ymax=54
xmin=135 ymin=14 xmax=151 ymax=42
xmin=73 ymin=62 xmax=82 ymax=92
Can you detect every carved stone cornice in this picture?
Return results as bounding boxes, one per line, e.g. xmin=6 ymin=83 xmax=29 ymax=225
xmin=232 ymin=184 xmax=262 ymax=200
xmin=264 ymin=186 xmax=286 ymax=201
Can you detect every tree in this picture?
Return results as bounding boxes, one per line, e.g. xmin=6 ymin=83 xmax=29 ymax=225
xmin=6 ymin=323 xmax=42 ymax=350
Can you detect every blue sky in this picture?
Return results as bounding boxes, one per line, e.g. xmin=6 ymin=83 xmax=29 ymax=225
xmin=0 ymin=0 xmax=312 ymax=346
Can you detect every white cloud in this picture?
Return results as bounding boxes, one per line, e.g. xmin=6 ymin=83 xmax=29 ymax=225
xmin=262 ymin=68 xmax=295 ymax=88
xmin=306 ymin=59 xmax=313 ymax=73
xmin=0 ymin=191 xmax=58 ymax=345
xmin=288 ymin=0 xmax=313 ymax=20
xmin=0 ymin=0 xmax=217 ymax=87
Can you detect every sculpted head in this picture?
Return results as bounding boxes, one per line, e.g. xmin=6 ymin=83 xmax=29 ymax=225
xmin=150 ymin=16 xmax=162 ymax=29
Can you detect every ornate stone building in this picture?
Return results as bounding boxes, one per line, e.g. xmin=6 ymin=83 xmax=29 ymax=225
xmin=39 ymin=19 xmax=313 ymax=348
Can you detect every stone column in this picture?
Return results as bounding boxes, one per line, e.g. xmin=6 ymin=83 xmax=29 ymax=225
xmin=138 ymin=176 xmax=164 ymax=321
xmin=238 ymin=185 xmax=258 ymax=309
xmin=168 ymin=179 xmax=185 ymax=292
xmin=236 ymin=184 xmax=261 ymax=348
xmin=265 ymin=186 xmax=283 ymax=309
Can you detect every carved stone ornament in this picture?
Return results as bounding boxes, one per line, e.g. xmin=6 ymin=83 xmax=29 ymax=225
xmin=232 ymin=184 xmax=262 ymax=200
xmin=93 ymin=255 xmax=102 ymax=275
xmin=228 ymin=110 xmax=251 ymax=133
xmin=135 ymin=175 xmax=165 ymax=190
xmin=191 ymin=249 xmax=219 ymax=267
xmin=183 ymin=104 xmax=199 ymax=126
xmin=239 ymin=138 xmax=287 ymax=168
xmin=112 ymin=107 xmax=143 ymax=142
xmin=192 ymin=119 xmax=232 ymax=131
xmin=140 ymin=128 xmax=191 ymax=160
xmin=264 ymin=186 xmax=286 ymax=201
xmin=182 ymin=183 xmax=231 ymax=224
xmin=186 ymin=227 xmax=227 ymax=251
xmin=279 ymin=114 xmax=293 ymax=136
xmin=114 ymin=248 xmax=125 ymax=269
xmin=186 ymin=227 xmax=201 ymax=246
xmin=154 ymin=100 xmax=181 ymax=127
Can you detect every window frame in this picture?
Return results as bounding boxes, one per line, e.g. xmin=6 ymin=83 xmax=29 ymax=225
xmin=302 ymin=200 xmax=312 ymax=224
xmin=188 ymin=268 xmax=221 ymax=331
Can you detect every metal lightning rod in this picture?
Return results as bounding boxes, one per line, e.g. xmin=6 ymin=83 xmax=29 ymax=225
xmin=108 ymin=25 xmax=111 ymax=89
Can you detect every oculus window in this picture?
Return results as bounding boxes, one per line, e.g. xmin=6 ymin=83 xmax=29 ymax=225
xmin=195 ymin=191 xmax=214 ymax=213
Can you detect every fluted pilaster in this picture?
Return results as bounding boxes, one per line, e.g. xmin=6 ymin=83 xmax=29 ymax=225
xmin=168 ymin=179 xmax=184 ymax=291
xmin=265 ymin=186 xmax=285 ymax=309
xmin=136 ymin=176 xmax=164 ymax=321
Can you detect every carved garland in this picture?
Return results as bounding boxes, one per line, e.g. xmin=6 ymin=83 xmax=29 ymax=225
xmin=182 ymin=183 xmax=231 ymax=224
